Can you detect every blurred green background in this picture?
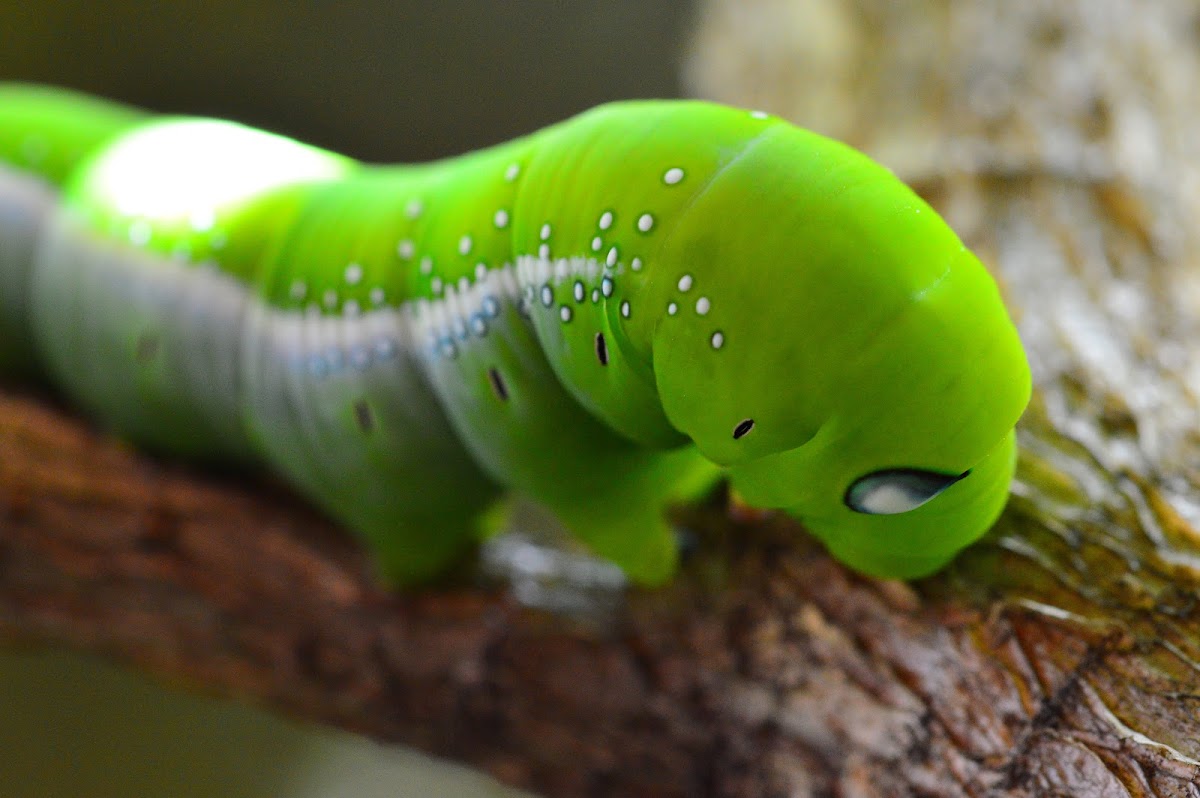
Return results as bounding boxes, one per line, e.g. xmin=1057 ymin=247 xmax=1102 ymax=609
xmin=0 ymin=2 xmax=696 ymax=796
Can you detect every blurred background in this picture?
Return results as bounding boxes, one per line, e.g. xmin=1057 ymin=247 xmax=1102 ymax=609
xmin=0 ymin=2 xmax=698 ymax=796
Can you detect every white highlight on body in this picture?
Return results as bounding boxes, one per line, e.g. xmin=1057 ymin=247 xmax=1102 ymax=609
xmin=405 ymin=199 xmax=423 ymax=219
xmin=369 ymin=287 xmax=386 ymax=305
xmin=620 ymin=300 xmax=631 ymax=318
xmin=677 ymin=274 xmax=693 ymax=292
xmin=591 ymin=236 xmax=602 ymax=252
xmin=631 ymin=257 xmax=643 ymax=272
xmin=711 ymin=331 xmax=725 ymax=349
xmin=494 ymin=209 xmax=509 ymax=229
xmin=667 ymin=302 xmax=678 ymax=315
xmin=539 ymin=223 xmax=551 ymax=241
xmin=695 ymin=296 xmax=711 ymax=315
xmin=344 ymin=262 xmax=363 ymax=285
xmin=190 ymin=208 xmax=216 ymax=233
xmin=598 ymin=211 xmax=613 ymax=230
xmin=90 ymin=119 xmax=350 ymax=222
xmin=419 ymin=256 xmax=433 ymax=275
xmin=290 ymin=280 xmax=307 ymax=301
xmin=323 ymin=289 xmax=338 ymax=309
xmin=504 ymin=163 xmax=520 ymax=182
xmin=560 ymin=306 xmax=573 ymax=323
xmin=663 ymin=167 xmax=684 ymax=185
xmin=637 ymin=213 xmax=654 ymax=232
xmin=459 ymin=235 xmax=472 ymax=255
xmin=397 ymin=239 xmax=415 ymax=259
xmin=606 ymin=247 xmax=618 ymax=268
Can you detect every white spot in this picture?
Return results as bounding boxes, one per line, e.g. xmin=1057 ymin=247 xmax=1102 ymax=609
xmin=573 ymin=281 xmax=585 ymax=302
xmin=606 ymin=247 xmax=619 ymax=267
xmin=620 ymin=300 xmax=631 ymax=318
xmin=189 ymin=208 xmax=216 ymax=232
xmin=695 ymin=296 xmax=711 ymax=315
xmin=397 ymin=239 xmax=415 ymax=259
xmin=591 ymin=236 xmax=603 ymax=252
xmin=419 ymin=256 xmax=433 ymax=274
xmin=711 ymin=331 xmax=725 ymax=349
xmin=538 ymin=243 xmax=550 ymax=259
xmin=750 ymin=110 xmax=769 ymax=120
xmin=471 ymin=315 xmax=487 ymax=336
xmin=344 ymin=262 xmax=363 ymax=285
xmin=458 ymin=276 xmax=470 ymax=293
xmin=591 ymin=288 xmax=600 ymax=303
xmin=667 ymin=302 xmax=678 ymax=315
xmin=631 ymin=257 xmax=643 ymax=272
xmin=344 ymin=299 xmax=361 ymax=317
xmin=494 ymin=209 xmax=510 ymax=228
xmin=323 ymin=289 xmax=338 ymax=308
xmin=127 ymin=219 xmax=152 ymax=246
xmin=289 ymin=280 xmax=307 ymax=301
xmin=678 ymin=274 xmax=693 ymax=292
xmin=459 ymin=235 xmax=472 ymax=255
xmin=406 ymin=199 xmax=423 ymax=219
xmin=663 ymin=167 xmax=684 ymax=185
xmin=431 ymin=277 xmax=443 ymax=294
xmin=637 ymin=213 xmax=654 ymax=232
xmin=475 ymin=262 xmax=488 ymax=280
xmin=601 ymin=277 xmax=614 ymax=298
xmin=540 ymin=223 xmax=552 ymax=241
xmin=369 ymin=286 xmax=386 ymax=305
xmin=505 ymin=163 xmax=521 ymax=182
xmin=599 ymin=211 xmax=613 ymax=230
xmin=560 ymin=306 xmax=573 ymax=323
xmin=541 ymin=285 xmax=554 ymax=307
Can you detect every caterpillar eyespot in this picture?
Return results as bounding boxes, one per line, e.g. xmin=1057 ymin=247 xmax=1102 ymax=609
xmin=844 ymin=469 xmax=971 ymax=516
xmin=0 ymin=83 xmax=1031 ymax=586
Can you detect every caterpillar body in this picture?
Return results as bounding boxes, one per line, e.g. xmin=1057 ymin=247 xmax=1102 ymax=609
xmin=0 ymin=85 xmax=1031 ymax=586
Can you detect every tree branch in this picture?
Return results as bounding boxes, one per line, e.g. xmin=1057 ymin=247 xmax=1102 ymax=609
xmin=4 ymin=0 xmax=1200 ymax=795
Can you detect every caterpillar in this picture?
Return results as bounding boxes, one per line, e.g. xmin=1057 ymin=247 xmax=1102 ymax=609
xmin=0 ymin=84 xmax=1031 ymax=586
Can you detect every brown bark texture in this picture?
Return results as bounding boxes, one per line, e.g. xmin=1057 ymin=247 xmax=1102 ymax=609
xmin=3 ymin=1 xmax=1200 ymax=796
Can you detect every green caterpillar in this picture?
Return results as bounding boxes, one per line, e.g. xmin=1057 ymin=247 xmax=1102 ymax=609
xmin=0 ymin=84 xmax=1031 ymax=586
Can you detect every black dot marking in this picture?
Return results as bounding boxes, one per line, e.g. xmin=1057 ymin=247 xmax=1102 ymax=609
xmin=353 ymin=399 xmax=375 ymax=434
xmin=487 ymin=367 xmax=509 ymax=401
xmin=594 ymin=332 xmax=609 ymax=366
xmin=135 ymin=333 xmax=160 ymax=363
xmin=733 ymin=419 xmax=755 ymax=439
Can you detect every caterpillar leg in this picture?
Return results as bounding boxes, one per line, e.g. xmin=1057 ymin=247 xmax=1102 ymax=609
xmin=0 ymin=166 xmax=55 ymax=376
xmin=550 ymin=445 xmax=721 ymax=585
xmin=240 ymin=300 xmax=504 ymax=586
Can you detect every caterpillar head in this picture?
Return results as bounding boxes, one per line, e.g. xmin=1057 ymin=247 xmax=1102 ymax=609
xmin=650 ymin=124 xmax=1031 ymax=578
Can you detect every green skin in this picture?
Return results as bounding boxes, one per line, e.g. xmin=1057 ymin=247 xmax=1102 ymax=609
xmin=0 ymin=84 xmax=1031 ymax=585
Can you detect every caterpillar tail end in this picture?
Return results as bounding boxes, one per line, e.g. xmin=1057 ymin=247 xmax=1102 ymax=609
xmin=0 ymin=83 xmax=147 ymax=188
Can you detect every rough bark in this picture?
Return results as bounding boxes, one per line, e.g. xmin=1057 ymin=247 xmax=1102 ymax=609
xmin=3 ymin=1 xmax=1200 ymax=796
